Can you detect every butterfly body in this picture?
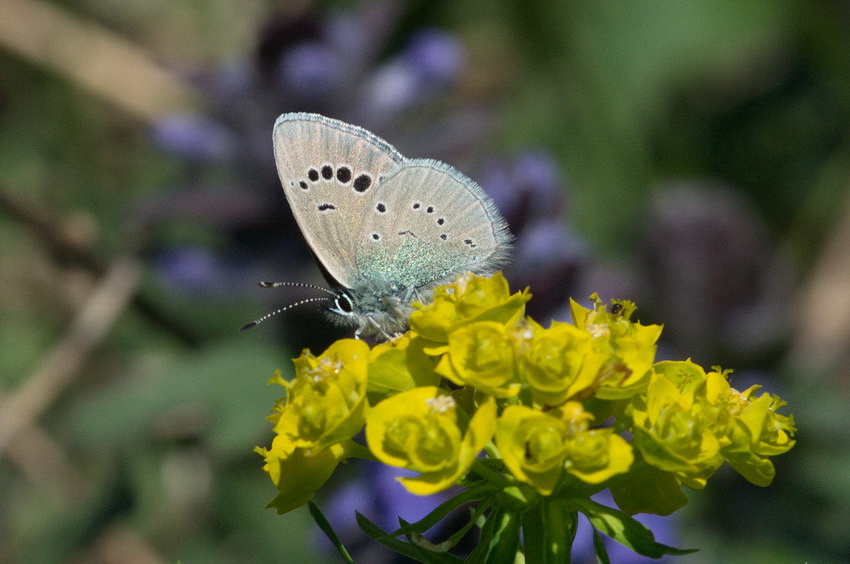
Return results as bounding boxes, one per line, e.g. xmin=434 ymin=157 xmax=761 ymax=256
xmin=273 ymin=113 xmax=512 ymax=339
xmin=328 ymin=276 xmax=417 ymax=338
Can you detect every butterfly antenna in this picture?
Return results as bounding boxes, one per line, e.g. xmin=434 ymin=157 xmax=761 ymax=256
xmin=240 ymin=296 xmax=332 ymax=331
xmin=257 ymin=280 xmax=337 ymax=297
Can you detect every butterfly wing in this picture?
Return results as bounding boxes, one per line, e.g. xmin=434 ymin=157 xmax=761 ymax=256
xmin=356 ymin=158 xmax=512 ymax=290
xmin=273 ymin=113 xmax=404 ymax=288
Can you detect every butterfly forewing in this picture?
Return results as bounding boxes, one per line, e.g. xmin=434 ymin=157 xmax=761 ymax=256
xmin=356 ymin=159 xmax=512 ymax=290
xmin=273 ymin=113 xmax=404 ymax=287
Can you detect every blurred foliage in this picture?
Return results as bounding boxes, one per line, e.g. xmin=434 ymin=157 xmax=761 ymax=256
xmin=0 ymin=0 xmax=848 ymax=562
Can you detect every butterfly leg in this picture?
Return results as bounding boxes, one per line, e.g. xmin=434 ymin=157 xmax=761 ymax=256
xmin=410 ymin=288 xmax=428 ymax=305
xmin=358 ymin=316 xmax=393 ymax=341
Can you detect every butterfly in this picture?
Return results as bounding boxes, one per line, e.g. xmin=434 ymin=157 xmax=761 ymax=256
xmin=244 ymin=113 xmax=512 ymax=340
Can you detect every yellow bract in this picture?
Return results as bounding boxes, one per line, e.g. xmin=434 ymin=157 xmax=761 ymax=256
xmin=366 ymin=387 xmax=497 ymax=494
xmin=520 ymin=320 xmax=606 ymax=406
xmin=409 ymin=272 xmax=530 ymax=344
xmin=275 ymin=339 xmax=370 ymax=452
xmin=629 ymin=361 xmax=796 ymax=489
xmin=257 ymin=436 xmax=347 ymax=514
xmin=436 ymin=321 xmax=521 ymax=398
xmin=497 ymin=403 xmax=634 ymax=494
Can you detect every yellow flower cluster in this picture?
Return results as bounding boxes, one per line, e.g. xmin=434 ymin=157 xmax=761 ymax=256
xmin=258 ymin=273 xmax=796 ymax=515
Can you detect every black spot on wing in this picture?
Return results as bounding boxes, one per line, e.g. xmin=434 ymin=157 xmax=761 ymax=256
xmin=336 ymin=166 xmax=351 ymax=183
xmin=353 ymin=174 xmax=372 ymax=193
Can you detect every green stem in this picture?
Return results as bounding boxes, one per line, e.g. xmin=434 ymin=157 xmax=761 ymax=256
xmin=522 ymin=498 xmax=577 ymax=564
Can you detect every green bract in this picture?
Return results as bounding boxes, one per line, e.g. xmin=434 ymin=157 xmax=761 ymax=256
xmin=257 ymin=273 xmax=796 ymax=562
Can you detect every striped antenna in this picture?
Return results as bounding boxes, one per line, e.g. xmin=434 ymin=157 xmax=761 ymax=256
xmin=257 ymin=280 xmax=337 ymax=296
xmin=240 ymin=281 xmax=336 ymax=331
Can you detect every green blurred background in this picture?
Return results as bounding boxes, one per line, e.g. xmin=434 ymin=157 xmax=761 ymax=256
xmin=1 ymin=0 xmax=846 ymax=562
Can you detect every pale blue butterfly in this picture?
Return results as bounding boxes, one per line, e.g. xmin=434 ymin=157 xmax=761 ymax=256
xmin=243 ymin=113 xmax=512 ymax=339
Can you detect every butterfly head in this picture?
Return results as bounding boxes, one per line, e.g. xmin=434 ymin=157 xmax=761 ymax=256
xmin=326 ymin=278 xmax=419 ymax=340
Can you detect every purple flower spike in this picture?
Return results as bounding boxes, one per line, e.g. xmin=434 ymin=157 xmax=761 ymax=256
xmin=513 ymin=150 xmax=563 ymax=215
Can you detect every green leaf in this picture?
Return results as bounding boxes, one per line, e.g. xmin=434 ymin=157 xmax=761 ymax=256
xmin=443 ymin=500 xmax=494 ymax=552
xmin=386 ymin=482 xmax=499 ymax=539
xmin=397 ymin=498 xmax=495 ymax=555
xmin=466 ymin=504 xmax=500 ymax=564
xmin=609 ymin=463 xmax=689 ymax=515
xmin=356 ymin=512 xmax=463 ymax=564
xmin=573 ymin=498 xmax=697 ymax=558
xmin=464 ymin=504 xmax=522 ymax=564
xmin=307 ymin=501 xmax=353 ymax=564
xmin=483 ymin=509 xmax=520 ymax=564
xmin=592 ymin=527 xmax=611 ymax=564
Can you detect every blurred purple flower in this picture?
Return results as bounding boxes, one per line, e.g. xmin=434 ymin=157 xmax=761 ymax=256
xmin=151 ymin=113 xmax=239 ymax=162
xmin=354 ymin=28 xmax=466 ymax=128
xmin=480 ymin=149 xmax=602 ymax=322
xmin=276 ymin=42 xmax=343 ymax=102
xmin=637 ymin=181 xmax=794 ymax=363
xmin=479 ymin=150 xmax=564 ymax=233
xmin=154 ymin=246 xmax=236 ymax=294
xmin=405 ymin=28 xmax=465 ymax=86
xmin=507 ymin=220 xmax=589 ymax=320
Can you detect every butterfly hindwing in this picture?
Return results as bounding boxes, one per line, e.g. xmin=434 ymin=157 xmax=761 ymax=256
xmin=356 ymin=159 xmax=512 ymax=290
xmin=273 ymin=113 xmax=404 ymax=287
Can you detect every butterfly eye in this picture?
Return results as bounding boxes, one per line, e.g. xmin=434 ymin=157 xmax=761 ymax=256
xmin=335 ymin=293 xmax=354 ymax=313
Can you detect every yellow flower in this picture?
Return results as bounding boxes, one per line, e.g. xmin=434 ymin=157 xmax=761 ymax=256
xmin=519 ymin=320 xmax=607 ymax=406
xmin=257 ymin=272 xmax=798 ymax=525
xmin=565 ymin=429 xmax=633 ymax=484
xmin=365 ymin=386 xmax=497 ymax=495
xmin=257 ymin=435 xmax=347 ymax=514
xmin=570 ymin=295 xmax=662 ymax=399
xmin=410 ymin=272 xmax=529 ymax=345
xmin=630 ymin=363 xmax=724 ymax=488
xmin=497 ymin=405 xmax=569 ymax=495
xmin=436 ymin=321 xmax=521 ymax=398
xmin=701 ymin=368 xmax=797 ymax=486
xmin=497 ymin=402 xmax=633 ymax=494
xmin=275 ymin=339 xmax=369 ymax=452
